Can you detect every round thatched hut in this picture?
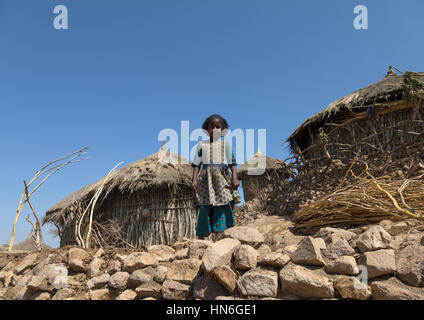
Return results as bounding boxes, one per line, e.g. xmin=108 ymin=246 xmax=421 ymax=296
xmin=237 ymin=149 xmax=293 ymax=202
xmin=287 ymin=71 xmax=424 ymax=168
xmin=42 ymin=146 xmax=197 ymax=248
xmin=267 ymin=70 xmax=424 ymax=220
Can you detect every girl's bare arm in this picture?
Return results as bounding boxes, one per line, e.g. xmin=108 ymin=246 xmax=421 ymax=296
xmin=229 ymin=164 xmax=240 ymax=189
xmin=192 ymin=166 xmax=199 ymax=192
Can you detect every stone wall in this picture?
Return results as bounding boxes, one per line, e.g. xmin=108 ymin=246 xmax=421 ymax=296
xmin=1 ymin=219 xmax=424 ymax=300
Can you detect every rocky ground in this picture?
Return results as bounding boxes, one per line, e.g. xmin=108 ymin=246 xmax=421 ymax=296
xmin=1 ymin=216 xmax=424 ymax=300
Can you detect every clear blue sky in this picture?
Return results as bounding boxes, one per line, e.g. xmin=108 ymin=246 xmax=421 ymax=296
xmin=1 ymin=0 xmax=423 ymax=248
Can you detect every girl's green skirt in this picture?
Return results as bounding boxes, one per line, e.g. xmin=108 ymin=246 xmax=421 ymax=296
xmin=196 ymin=200 xmax=236 ymax=237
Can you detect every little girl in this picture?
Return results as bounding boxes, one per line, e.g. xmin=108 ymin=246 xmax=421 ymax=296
xmin=191 ymin=114 xmax=241 ymax=239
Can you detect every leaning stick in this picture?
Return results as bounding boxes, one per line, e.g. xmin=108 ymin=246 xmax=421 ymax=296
xmin=366 ymin=171 xmax=423 ymax=220
xmin=85 ymin=162 xmax=123 ymax=248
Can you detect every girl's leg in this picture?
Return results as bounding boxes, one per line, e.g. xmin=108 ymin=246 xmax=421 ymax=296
xmin=196 ymin=205 xmax=213 ymax=239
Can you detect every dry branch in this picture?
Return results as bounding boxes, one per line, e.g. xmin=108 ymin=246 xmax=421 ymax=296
xmin=8 ymin=147 xmax=89 ymax=252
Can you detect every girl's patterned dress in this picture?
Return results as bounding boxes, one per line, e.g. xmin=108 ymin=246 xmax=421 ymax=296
xmin=191 ymin=139 xmax=241 ymax=237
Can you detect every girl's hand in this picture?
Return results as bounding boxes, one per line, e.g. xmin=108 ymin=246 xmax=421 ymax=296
xmin=231 ymin=177 xmax=240 ymax=189
xmin=192 ymin=179 xmax=198 ymax=193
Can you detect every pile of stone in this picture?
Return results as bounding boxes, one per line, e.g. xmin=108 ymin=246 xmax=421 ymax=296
xmin=1 ymin=219 xmax=424 ymax=300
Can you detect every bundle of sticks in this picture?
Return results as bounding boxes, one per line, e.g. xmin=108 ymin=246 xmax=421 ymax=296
xmin=90 ymin=220 xmax=135 ymax=249
xmin=294 ymin=167 xmax=424 ymax=233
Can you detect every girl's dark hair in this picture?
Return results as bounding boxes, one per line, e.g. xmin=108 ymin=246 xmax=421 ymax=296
xmin=201 ymin=114 xmax=230 ymax=132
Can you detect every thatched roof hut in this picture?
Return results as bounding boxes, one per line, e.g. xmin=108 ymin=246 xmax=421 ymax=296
xmin=43 ymin=146 xmax=198 ymax=248
xmin=267 ymin=70 xmax=424 ymax=220
xmin=287 ymin=71 xmax=424 ymax=166
xmin=237 ymin=150 xmax=293 ymax=202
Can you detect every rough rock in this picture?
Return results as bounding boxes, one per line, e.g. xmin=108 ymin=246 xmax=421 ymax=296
xmin=27 ymin=263 xmax=68 ymax=293
xmin=388 ymin=222 xmax=410 ymax=236
xmin=379 ymin=219 xmax=393 ymax=232
xmin=161 ymin=279 xmax=191 ymax=300
xmin=390 ymin=233 xmax=423 ymax=250
xmin=356 ymin=226 xmax=392 ymax=252
xmin=89 ymin=288 xmax=111 ymax=300
xmin=147 ymin=245 xmax=176 ymax=262
xmin=8 ymin=274 xmax=31 ymax=298
xmin=166 ymin=259 xmax=202 ymax=284
xmin=202 ymin=238 xmax=241 ymax=273
xmin=291 ymin=237 xmax=325 ymax=266
xmin=173 ymin=240 xmax=191 ymax=251
xmin=93 ymin=248 xmax=105 ymax=259
xmin=395 ymin=245 xmax=424 ymax=287
xmin=215 ymin=296 xmax=236 ymax=300
xmin=315 ymin=227 xmax=356 ymax=243
xmin=87 ymin=258 xmax=104 ymax=278
xmin=33 ymin=256 xmax=53 ymax=276
xmin=360 ymin=249 xmax=396 ymax=279
xmin=187 ymin=240 xmax=212 ymax=259
xmin=116 ymin=289 xmax=137 ymax=300
xmin=107 ymin=260 xmax=121 ymax=275
xmin=193 ymin=275 xmax=227 ymax=300
xmin=314 ymin=238 xmax=326 ymax=250
xmin=323 ymin=239 xmax=355 ymax=260
xmin=213 ymin=265 xmax=236 ymax=293
xmin=69 ymin=259 xmax=86 ymax=272
xmin=108 ymin=272 xmax=130 ymax=291
xmin=257 ymin=252 xmax=290 ymax=268
xmin=257 ymin=244 xmax=272 ymax=257
xmin=0 ymin=271 xmax=15 ymax=287
xmin=87 ymin=274 xmax=110 ymax=290
xmin=279 ymin=263 xmax=334 ymax=299
xmin=234 ymin=245 xmax=258 ymax=270
xmin=123 ymin=252 xmax=158 ymax=273
xmin=175 ymin=248 xmax=189 ymax=260
xmin=32 ymin=292 xmax=51 ymax=300
xmin=15 ymin=287 xmax=35 ymax=300
xmin=282 ymin=245 xmax=298 ymax=256
xmin=370 ymin=281 xmax=424 ymax=300
xmin=218 ymin=226 xmax=264 ymax=249
xmin=153 ymin=265 xmax=168 ymax=283
xmin=128 ymin=269 xmax=153 ymax=288
xmin=52 ymin=288 xmax=74 ymax=300
xmin=324 ymin=256 xmax=359 ymax=276
xmin=237 ymin=268 xmax=279 ymax=297
xmin=334 ymin=276 xmax=371 ymax=300
xmin=114 ymin=254 xmax=127 ymax=262
xmin=68 ymin=248 xmax=89 ymax=262
xmin=273 ymin=230 xmax=305 ymax=248
xmin=135 ymin=281 xmax=162 ymax=298
xmin=14 ymin=253 xmax=38 ymax=275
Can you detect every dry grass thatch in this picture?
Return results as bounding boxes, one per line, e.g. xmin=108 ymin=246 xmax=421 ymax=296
xmin=237 ymin=149 xmax=293 ymax=177
xmin=294 ymin=169 xmax=424 ymax=234
xmin=43 ymin=146 xmax=193 ymax=225
xmin=287 ymin=72 xmax=424 ymax=154
xmin=237 ymin=150 xmax=293 ymax=203
xmin=42 ymin=146 xmax=200 ymax=248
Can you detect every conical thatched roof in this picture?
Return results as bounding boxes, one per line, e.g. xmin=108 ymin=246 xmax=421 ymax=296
xmin=43 ymin=146 xmax=192 ymax=223
xmin=237 ymin=150 xmax=292 ymax=177
xmin=287 ymin=72 xmax=424 ymax=153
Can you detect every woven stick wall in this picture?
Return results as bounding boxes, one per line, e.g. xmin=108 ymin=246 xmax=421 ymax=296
xmin=100 ymin=187 xmax=197 ymax=247
xmin=240 ymin=169 xmax=284 ymax=203
xmin=266 ymin=101 xmax=424 ymax=221
xmin=303 ymin=101 xmax=424 ymax=167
